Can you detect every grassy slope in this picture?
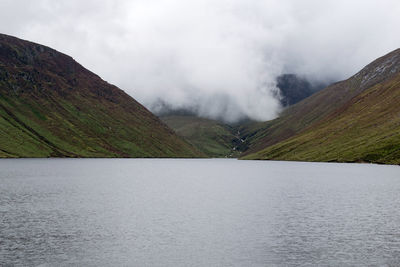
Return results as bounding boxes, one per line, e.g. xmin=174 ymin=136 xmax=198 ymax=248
xmin=244 ymin=74 xmax=400 ymax=163
xmin=0 ymin=34 xmax=202 ymax=158
xmin=161 ymin=115 xmax=241 ymax=157
xmin=242 ymin=49 xmax=400 ymax=164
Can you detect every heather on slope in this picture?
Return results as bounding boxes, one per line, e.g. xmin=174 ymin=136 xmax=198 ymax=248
xmin=0 ymin=34 xmax=202 ymax=158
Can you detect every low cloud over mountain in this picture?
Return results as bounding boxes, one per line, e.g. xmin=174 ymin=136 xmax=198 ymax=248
xmin=1 ymin=0 xmax=400 ymax=122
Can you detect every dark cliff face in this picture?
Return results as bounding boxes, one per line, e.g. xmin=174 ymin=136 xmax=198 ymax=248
xmin=0 ymin=34 xmax=202 ymax=158
xmin=276 ymin=74 xmax=324 ymax=107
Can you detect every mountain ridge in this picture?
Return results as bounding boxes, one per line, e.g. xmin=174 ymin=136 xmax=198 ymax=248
xmin=242 ymin=48 xmax=400 ymax=164
xmin=0 ymin=33 xmax=203 ymax=158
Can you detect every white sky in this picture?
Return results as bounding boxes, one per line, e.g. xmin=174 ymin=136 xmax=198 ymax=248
xmin=1 ymin=0 xmax=400 ymax=122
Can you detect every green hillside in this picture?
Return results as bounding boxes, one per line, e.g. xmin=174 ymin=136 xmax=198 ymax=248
xmin=0 ymin=34 xmax=202 ymax=158
xmin=242 ymin=49 xmax=400 ymax=164
xmin=161 ymin=115 xmax=243 ymax=157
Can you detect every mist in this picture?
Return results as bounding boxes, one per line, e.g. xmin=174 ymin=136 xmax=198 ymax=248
xmin=1 ymin=0 xmax=400 ymax=122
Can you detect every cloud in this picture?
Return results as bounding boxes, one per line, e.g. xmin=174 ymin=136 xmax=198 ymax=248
xmin=1 ymin=0 xmax=400 ymax=122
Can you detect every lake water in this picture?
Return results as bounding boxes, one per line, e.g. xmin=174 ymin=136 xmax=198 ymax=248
xmin=1 ymin=159 xmax=400 ymax=266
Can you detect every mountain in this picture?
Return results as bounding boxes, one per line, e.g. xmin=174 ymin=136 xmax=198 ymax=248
xmin=156 ymin=74 xmax=322 ymax=158
xmin=0 ymin=34 xmax=203 ymax=158
xmin=276 ymin=74 xmax=325 ymax=106
xmin=160 ymin=115 xmax=244 ymax=157
xmin=242 ymin=48 xmax=400 ymax=164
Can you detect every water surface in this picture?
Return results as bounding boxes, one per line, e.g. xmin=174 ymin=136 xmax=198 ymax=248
xmin=1 ymin=159 xmax=400 ymax=266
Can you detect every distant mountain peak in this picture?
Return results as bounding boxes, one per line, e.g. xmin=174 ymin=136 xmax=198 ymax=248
xmin=276 ymin=74 xmax=326 ymax=107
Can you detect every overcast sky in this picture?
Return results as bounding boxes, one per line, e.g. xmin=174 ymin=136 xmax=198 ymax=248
xmin=1 ymin=0 xmax=400 ymax=122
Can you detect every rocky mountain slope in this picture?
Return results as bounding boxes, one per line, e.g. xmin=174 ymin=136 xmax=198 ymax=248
xmin=0 ymin=34 xmax=202 ymax=158
xmin=276 ymin=74 xmax=325 ymax=106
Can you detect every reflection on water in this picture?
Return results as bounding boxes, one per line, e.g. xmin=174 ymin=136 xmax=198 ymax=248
xmin=1 ymin=159 xmax=400 ymax=266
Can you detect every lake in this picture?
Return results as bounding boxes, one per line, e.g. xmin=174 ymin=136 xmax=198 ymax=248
xmin=1 ymin=159 xmax=400 ymax=266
